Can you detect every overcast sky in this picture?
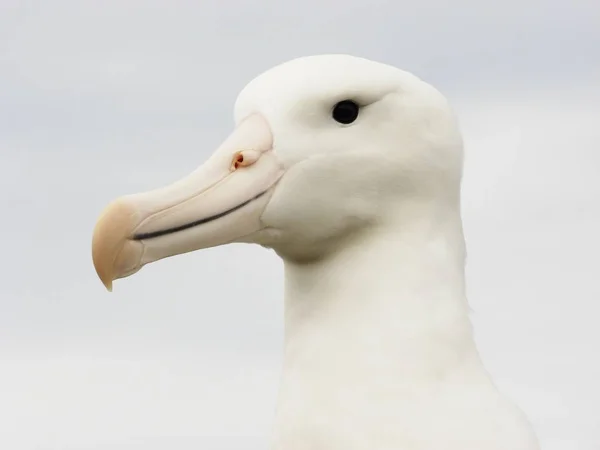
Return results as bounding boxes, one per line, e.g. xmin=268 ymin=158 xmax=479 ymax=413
xmin=1 ymin=1 xmax=599 ymax=449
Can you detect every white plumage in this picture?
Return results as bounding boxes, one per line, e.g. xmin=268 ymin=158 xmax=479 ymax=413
xmin=92 ymin=54 xmax=540 ymax=450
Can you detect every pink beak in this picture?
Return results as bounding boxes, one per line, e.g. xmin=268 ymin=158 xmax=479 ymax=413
xmin=91 ymin=114 xmax=284 ymax=291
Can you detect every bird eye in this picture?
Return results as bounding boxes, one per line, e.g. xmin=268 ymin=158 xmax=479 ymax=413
xmin=332 ymin=100 xmax=360 ymax=125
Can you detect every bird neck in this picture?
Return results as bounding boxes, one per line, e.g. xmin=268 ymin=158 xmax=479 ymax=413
xmin=281 ymin=204 xmax=484 ymax=378
xmin=271 ymin=203 xmax=535 ymax=450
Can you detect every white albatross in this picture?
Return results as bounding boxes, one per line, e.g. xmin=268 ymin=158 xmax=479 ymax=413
xmin=91 ymin=54 xmax=540 ymax=450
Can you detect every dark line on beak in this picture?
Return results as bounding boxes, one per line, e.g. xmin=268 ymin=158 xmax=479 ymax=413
xmin=132 ymin=190 xmax=268 ymax=241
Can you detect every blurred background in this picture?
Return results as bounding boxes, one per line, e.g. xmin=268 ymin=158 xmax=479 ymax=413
xmin=1 ymin=0 xmax=599 ymax=449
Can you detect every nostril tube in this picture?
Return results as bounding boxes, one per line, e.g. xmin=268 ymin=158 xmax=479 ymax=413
xmin=230 ymin=150 xmax=262 ymax=171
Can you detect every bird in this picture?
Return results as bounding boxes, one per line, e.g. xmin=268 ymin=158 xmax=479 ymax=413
xmin=91 ymin=54 xmax=540 ymax=450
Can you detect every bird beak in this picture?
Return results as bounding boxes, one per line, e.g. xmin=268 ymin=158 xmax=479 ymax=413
xmin=91 ymin=114 xmax=283 ymax=291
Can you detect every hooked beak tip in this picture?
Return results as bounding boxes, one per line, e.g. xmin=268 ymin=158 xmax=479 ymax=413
xmin=92 ymin=199 xmax=140 ymax=292
xmin=92 ymin=261 xmax=114 ymax=292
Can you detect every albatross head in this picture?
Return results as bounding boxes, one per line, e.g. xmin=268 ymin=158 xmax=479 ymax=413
xmin=92 ymin=54 xmax=464 ymax=290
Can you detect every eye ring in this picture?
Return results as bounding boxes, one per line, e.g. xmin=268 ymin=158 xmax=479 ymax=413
xmin=332 ymin=100 xmax=360 ymax=125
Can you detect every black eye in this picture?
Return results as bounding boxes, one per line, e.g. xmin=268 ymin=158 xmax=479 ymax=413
xmin=332 ymin=100 xmax=360 ymax=125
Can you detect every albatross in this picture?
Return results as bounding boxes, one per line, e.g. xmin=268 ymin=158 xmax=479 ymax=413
xmin=91 ymin=54 xmax=540 ymax=450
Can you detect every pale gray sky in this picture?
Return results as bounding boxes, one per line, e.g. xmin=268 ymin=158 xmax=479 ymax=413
xmin=1 ymin=1 xmax=599 ymax=449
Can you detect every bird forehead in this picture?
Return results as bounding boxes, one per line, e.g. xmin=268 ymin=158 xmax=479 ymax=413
xmin=233 ymin=59 xmax=408 ymax=123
